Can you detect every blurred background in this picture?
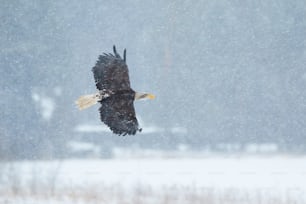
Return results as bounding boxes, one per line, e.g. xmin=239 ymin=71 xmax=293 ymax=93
xmin=1 ymin=0 xmax=305 ymax=160
xmin=0 ymin=1 xmax=306 ymax=203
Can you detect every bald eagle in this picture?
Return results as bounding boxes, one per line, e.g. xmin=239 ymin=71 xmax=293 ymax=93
xmin=76 ymin=46 xmax=155 ymax=136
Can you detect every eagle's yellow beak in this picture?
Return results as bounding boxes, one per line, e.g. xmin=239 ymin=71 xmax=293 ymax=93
xmin=146 ymin=93 xmax=155 ymax=100
xmin=135 ymin=92 xmax=155 ymax=100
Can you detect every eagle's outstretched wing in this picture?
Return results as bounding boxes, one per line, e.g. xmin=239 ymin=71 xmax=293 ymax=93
xmin=92 ymin=46 xmax=140 ymax=135
xmin=99 ymin=91 xmax=140 ymax=135
xmin=92 ymin=46 xmax=130 ymax=91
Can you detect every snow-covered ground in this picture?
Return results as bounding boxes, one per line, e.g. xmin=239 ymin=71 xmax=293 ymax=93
xmin=0 ymin=156 xmax=305 ymax=203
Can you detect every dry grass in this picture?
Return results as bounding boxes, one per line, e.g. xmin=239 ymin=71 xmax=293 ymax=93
xmin=0 ymin=185 xmax=303 ymax=204
xmin=0 ymin=159 xmax=305 ymax=204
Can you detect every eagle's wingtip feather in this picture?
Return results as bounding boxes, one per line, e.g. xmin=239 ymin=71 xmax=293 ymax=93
xmin=124 ymin=49 xmax=126 ymax=62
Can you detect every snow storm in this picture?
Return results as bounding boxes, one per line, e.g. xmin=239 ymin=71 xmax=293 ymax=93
xmin=1 ymin=1 xmax=306 ymax=203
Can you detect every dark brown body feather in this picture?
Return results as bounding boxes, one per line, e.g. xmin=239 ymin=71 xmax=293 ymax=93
xmin=92 ymin=46 xmax=140 ymax=135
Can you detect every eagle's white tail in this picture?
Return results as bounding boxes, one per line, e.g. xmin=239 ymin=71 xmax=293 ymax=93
xmin=75 ymin=93 xmax=100 ymax=110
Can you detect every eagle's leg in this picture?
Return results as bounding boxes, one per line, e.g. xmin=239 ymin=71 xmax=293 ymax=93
xmin=99 ymin=89 xmax=114 ymax=99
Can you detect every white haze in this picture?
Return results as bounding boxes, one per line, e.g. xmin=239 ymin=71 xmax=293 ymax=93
xmin=0 ymin=1 xmax=306 ymax=203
